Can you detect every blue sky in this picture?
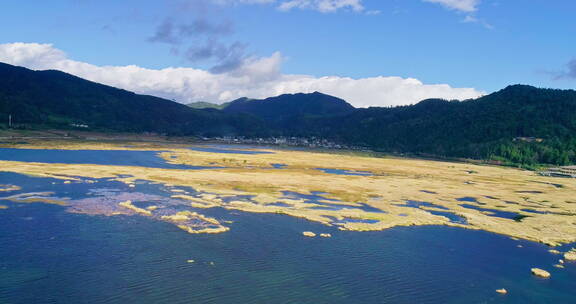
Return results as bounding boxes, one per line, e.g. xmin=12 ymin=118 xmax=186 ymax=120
xmin=0 ymin=0 xmax=574 ymax=107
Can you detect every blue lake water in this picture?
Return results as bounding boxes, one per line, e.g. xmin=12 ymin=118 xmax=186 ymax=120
xmin=401 ymin=200 xmax=450 ymax=210
xmin=460 ymin=204 xmax=525 ymax=221
xmin=0 ymin=148 xmax=217 ymax=170
xmin=521 ymin=208 xmax=549 ymax=215
xmin=427 ymin=210 xmax=469 ymax=225
xmin=316 ymin=168 xmax=374 ymax=176
xmin=396 ymin=201 xmax=468 ymax=224
xmin=1 ymin=159 xmax=576 ymax=303
xmin=457 ymin=196 xmax=480 ymax=203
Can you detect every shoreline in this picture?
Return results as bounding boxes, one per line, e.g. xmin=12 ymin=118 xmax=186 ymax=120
xmin=0 ymin=129 xmax=545 ymax=172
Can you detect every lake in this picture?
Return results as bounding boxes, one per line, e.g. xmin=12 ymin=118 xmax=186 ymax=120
xmin=0 ymin=148 xmax=575 ymax=303
xmin=0 ymin=148 xmax=217 ymax=170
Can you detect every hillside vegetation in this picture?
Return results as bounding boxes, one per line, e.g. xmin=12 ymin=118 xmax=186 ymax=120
xmin=1 ymin=62 xmax=575 ymax=167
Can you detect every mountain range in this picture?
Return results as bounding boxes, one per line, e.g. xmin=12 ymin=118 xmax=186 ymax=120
xmin=1 ymin=62 xmax=575 ymax=167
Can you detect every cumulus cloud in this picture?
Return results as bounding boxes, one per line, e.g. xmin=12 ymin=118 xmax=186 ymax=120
xmin=422 ymin=0 xmax=480 ymax=12
xmin=0 ymin=43 xmax=483 ymax=107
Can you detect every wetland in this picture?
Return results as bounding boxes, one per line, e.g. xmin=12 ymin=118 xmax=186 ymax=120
xmin=1 ymin=139 xmax=575 ymax=303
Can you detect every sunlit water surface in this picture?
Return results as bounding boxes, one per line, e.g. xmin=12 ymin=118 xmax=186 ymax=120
xmin=0 ymin=149 xmax=575 ymax=304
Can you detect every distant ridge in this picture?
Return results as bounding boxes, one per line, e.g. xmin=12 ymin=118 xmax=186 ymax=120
xmin=1 ymin=62 xmax=575 ymax=167
xmin=224 ymin=92 xmax=355 ymax=127
xmin=187 ymin=101 xmax=231 ymax=110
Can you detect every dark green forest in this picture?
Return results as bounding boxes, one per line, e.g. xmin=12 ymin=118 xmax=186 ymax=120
xmin=1 ymin=62 xmax=575 ymax=168
xmin=325 ymin=85 xmax=576 ymax=168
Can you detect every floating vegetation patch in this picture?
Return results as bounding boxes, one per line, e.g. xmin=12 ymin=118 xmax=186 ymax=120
xmin=68 ymin=192 xmax=168 ymax=216
xmin=67 ymin=190 xmax=229 ymax=234
xmin=159 ymin=210 xmax=229 ymax=234
xmin=131 ymin=200 xmax=161 ymax=210
xmin=0 ymin=184 xmax=21 ymax=192
xmin=0 ymin=192 xmax=68 ymax=206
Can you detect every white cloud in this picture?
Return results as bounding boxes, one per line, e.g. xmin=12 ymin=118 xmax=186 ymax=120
xmin=215 ymin=0 xmax=482 ymax=14
xmin=462 ymin=15 xmax=493 ymax=29
xmin=423 ymin=0 xmax=480 ymax=12
xmin=213 ymin=0 xmax=364 ymax=13
xmin=0 ymin=43 xmax=483 ymax=107
xmin=278 ymin=0 xmax=364 ymax=13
